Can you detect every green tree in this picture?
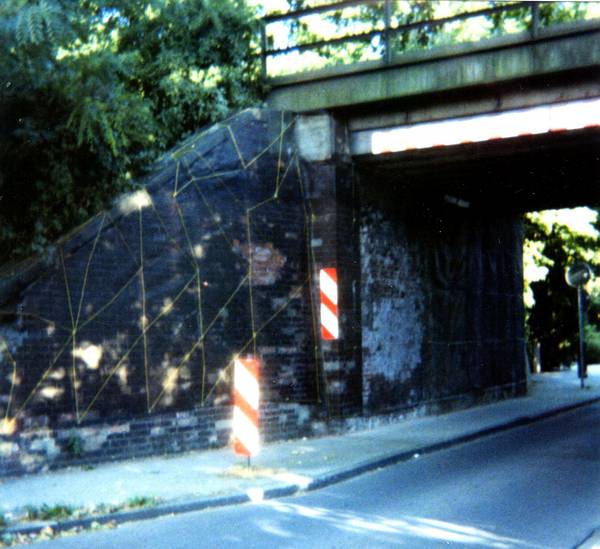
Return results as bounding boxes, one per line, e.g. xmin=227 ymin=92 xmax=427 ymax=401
xmin=0 ymin=0 xmax=262 ymax=263
xmin=524 ymin=210 xmax=600 ymax=371
xmin=0 ymin=0 xmax=155 ymax=259
xmin=103 ymin=0 xmax=262 ymax=150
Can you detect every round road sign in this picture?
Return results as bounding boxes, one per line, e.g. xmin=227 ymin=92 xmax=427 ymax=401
xmin=566 ymin=262 xmax=593 ymax=287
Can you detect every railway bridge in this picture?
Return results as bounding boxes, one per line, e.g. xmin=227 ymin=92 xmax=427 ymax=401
xmin=265 ymin=1 xmax=600 ymax=415
xmin=1 ymin=1 xmax=598 ymax=476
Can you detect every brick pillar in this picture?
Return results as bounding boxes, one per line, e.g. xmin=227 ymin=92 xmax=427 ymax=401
xmin=295 ymin=114 xmax=362 ymax=419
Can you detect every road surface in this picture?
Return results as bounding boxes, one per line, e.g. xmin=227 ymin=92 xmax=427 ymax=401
xmin=22 ymin=402 xmax=600 ymax=548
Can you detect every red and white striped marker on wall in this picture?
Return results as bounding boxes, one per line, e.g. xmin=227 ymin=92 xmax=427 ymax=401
xmin=319 ymin=267 xmax=339 ymax=340
xmin=232 ymin=357 xmax=260 ymax=458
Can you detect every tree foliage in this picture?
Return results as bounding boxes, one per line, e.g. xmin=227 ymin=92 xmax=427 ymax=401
xmin=524 ymin=210 xmax=600 ymax=371
xmin=0 ymin=0 xmax=262 ymax=263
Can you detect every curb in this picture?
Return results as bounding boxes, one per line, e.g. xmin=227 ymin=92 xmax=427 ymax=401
xmin=307 ymin=395 xmax=600 ymax=491
xmin=573 ymin=527 xmax=600 ymax=549
xmin=3 ymin=396 xmax=599 ymax=540
xmin=2 ymin=488 xmax=299 ymax=539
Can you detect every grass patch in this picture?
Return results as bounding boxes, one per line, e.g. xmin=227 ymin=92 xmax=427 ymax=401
xmin=90 ymin=496 xmax=161 ymax=517
xmin=25 ymin=504 xmax=74 ymax=521
xmin=123 ymin=496 xmax=160 ymax=510
xmin=1 ymin=496 xmax=162 ymax=547
xmin=21 ymin=495 xmax=160 ymax=525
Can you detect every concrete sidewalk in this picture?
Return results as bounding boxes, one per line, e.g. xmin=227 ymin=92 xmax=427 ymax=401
xmin=1 ymin=366 xmax=599 ymax=538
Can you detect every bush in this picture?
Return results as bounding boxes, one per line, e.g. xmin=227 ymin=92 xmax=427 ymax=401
xmin=585 ymin=323 xmax=600 ymax=364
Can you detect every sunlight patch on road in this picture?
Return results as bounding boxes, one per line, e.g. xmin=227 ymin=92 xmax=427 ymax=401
xmin=256 ymin=519 xmax=293 ymax=539
xmin=246 ymin=488 xmax=264 ymax=503
xmin=263 ymin=501 xmax=546 ymax=548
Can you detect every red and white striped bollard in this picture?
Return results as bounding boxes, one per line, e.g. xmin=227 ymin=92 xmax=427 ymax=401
xmin=232 ymin=357 xmax=260 ymax=464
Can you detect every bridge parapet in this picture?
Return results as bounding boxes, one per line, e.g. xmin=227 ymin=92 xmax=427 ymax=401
xmin=264 ymin=1 xmax=600 ymax=114
xmin=262 ymin=1 xmax=552 ymax=80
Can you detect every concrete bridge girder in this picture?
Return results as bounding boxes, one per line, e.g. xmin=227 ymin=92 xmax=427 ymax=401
xmin=274 ymin=18 xmax=600 ymax=212
xmin=268 ymin=20 xmax=600 ymax=114
xmin=348 ymin=79 xmax=600 ymax=133
xmin=286 ymin=18 xmax=600 ymax=213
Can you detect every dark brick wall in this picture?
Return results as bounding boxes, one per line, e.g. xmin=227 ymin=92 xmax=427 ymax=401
xmin=332 ymin=160 xmax=363 ymax=417
xmin=0 ymin=402 xmax=315 ymax=478
xmin=359 ymin=179 xmax=526 ymax=415
xmin=0 ymin=108 xmax=530 ymax=477
xmin=0 ymin=109 xmax=324 ymax=477
xmin=302 ymin=154 xmax=363 ymax=419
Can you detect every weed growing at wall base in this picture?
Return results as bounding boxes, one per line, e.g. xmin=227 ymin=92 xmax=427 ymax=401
xmin=66 ymin=434 xmax=83 ymax=458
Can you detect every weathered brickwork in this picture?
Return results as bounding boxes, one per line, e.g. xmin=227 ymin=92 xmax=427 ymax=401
xmin=359 ymin=181 xmax=526 ymax=415
xmin=0 ymin=110 xmax=325 ymax=477
xmin=0 ymin=109 xmax=529 ymax=477
xmin=0 ymin=403 xmax=314 ymax=478
xmin=302 ymin=154 xmax=363 ymax=419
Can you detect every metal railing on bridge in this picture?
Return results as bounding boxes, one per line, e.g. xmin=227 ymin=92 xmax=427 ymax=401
xmin=260 ymin=1 xmax=593 ymax=80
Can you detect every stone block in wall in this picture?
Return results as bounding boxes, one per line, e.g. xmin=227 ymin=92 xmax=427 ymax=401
xmin=294 ymin=114 xmax=335 ymax=162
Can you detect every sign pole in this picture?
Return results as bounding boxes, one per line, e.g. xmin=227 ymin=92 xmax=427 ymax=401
xmin=577 ymin=286 xmax=586 ymax=388
xmin=566 ymin=262 xmax=593 ymax=389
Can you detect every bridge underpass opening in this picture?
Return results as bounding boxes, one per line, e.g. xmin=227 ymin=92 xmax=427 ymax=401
xmin=264 ymin=3 xmax=600 ymax=417
xmin=354 ymin=125 xmax=599 ymax=415
xmin=524 ymin=207 xmax=599 ymax=374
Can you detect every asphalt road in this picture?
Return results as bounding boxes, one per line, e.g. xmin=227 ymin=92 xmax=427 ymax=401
xmin=22 ymin=402 xmax=600 ymax=549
